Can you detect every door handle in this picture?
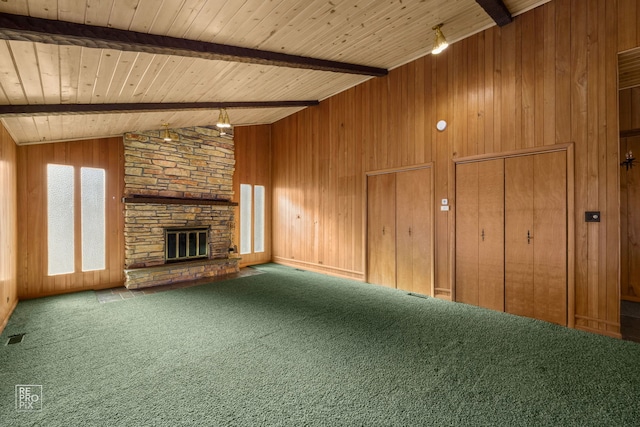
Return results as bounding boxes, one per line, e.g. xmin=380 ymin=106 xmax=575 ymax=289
xmin=409 ymin=227 xmax=412 ymax=236
xmin=481 ymin=229 xmax=485 ymax=241
xmin=527 ymin=230 xmax=532 ymax=244
xmin=382 ymin=226 xmax=385 ymax=235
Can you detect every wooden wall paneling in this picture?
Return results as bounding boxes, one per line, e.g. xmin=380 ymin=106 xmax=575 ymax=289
xmin=619 ymin=88 xmax=640 ymax=134
xmin=555 ymin=0 xmax=572 ymax=146
xmin=570 ymin=0 xmax=591 ymax=330
xmin=453 ymin=39 xmax=468 ymax=159
xmin=399 ymin=65 xmax=410 ymax=167
xmin=521 ymin=9 xmax=536 ymax=150
xmin=467 ymin=35 xmax=479 ymax=157
xmin=501 ymin=21 xmax=516 ymax=154
xmin=24 ymin=145 xmax=44 ymax=296
xmin=482 ymin=30 xmax=494 ymax=155
xmin=543 ymin=0 xmax=556 ymax=146
xmin=329 ymin=95 xmax=341 ymax=270
xmin=534 ymin=6 xmax=545 ymax=148
xmin=603 ymin=0 xmax=619 ymax=335
xmin=366 ymin=173 xmax=396 ymax=287
xmin=476 ymin=33 xmax=486 ymax=156
xmin=533 ymin=151 xmax=567 ymax=325
xmin=505 ymin=155 xmax=535 ymax=318
xmin=264 ymin=0 xmax=634 ymax=336
xmin=586 ymin=0 xmax=602 ymax=333
xmin=15 ymin=134 xmax=27 ymax=295
xmin=0 ymin=124 xmax=18 ymax=334
xmin=619 ymin=89 xmax=632 ymax=132
xmin=414 ymin=57 xmax=426 ymax=164
xmin=618 ymin=0 xmax=640 ymax=52
xmin=233 ymin=124 xmax=272 ymax=266
xmin=514 ymin=13 xmax=524 ymax=151
xmin=17 ymin=137 xmax=125 ymax=298
xmin=435 ymin=52 xmax=452 ymax=299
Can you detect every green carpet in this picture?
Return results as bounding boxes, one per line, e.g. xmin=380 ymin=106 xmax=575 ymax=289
xmin=1 ymin=263 xmax=639 ymax=426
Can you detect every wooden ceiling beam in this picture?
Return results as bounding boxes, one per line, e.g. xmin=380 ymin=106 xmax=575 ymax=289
xmin=0 ymin=100 xmax=320 ymax=117
xmin=475 ymin=0 xmax=513 ymax=27
xmin=0 ymin=13 xmax=387 ymax=77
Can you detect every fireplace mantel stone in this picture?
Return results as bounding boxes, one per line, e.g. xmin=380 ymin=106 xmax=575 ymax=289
xmin=123 ymin=126 xmax=238 ymax=289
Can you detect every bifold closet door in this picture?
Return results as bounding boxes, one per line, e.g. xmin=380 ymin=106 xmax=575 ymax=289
xmin=396 ymin=168 xmax=432 ymax=295
xmin=505 ymin=151 xmax=567 ymax=325
xmin=455 ymin=159 xmax=504 ymax=310
xmin=367 ymin=173 xmax=397 ymax=288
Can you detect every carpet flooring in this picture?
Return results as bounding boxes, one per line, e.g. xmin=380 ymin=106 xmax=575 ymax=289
xmin=1 ymin=264 xmax=639 ymax=426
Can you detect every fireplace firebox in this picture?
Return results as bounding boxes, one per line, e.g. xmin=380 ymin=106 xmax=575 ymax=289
xmin=165 ymin=227 xmax=209 ymax=262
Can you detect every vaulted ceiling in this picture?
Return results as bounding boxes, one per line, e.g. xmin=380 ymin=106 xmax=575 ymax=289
xmin=0 ymin=0 xmax=551 ymax=145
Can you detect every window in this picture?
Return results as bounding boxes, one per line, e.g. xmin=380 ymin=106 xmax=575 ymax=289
xmin=47 ymin=165 xmax=75 ymax=275
xmin=81 ymin=167 xmax=106 ymax=271
xmin=239 ymin=184 xmax=265 ymax=255
xmin=47 ymin=164 xmax=106 ymax=275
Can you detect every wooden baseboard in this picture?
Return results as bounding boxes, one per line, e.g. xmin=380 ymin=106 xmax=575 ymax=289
xmin=19 ymin=281 xmax=124 ymax=300
xmin=574 ymin=315 xmax=622 ymax=339
xmin=0 ymin=298 xmax=19 ymax=335
xmin=575 ymin=324 xmax=622 ymax=339
xmin=272 ymin=257 xmax=364 ymax=281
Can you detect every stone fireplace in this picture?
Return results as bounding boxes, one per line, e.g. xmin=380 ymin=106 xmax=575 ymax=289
xmin=123 ymin=126 xmax=239 ymax=289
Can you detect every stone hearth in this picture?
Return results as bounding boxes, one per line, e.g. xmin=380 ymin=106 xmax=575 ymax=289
xmin=123 ymin=126 xmax=238 ymax=289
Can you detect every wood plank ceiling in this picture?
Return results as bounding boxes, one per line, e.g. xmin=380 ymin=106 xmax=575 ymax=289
xmin=0 ymin=0 xmax=550 ymax=144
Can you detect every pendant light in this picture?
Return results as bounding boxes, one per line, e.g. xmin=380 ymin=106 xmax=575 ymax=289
xmin=432 ymin=23 xmax=449 ymax=55
xmin=216 ymin=108 xmax=231 ymax=129
xmin=162 ymin=123 xmax=172 ymax=142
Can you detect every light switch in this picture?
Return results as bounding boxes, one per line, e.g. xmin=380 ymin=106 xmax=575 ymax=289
xmin=441 ymin=199 xmax=448 ymax=206
xmin=441 ymin=206 xmax=450 ymax=211
xmin=585 ymin=211 xmax=600 ymax=222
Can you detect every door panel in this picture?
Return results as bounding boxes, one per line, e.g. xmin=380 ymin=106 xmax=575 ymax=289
xmin=396 ymin=168 xmax=432 ymax=295
xmin=367 ymin=173 xmax=396 ymax=288
xmin=456 ymin=160 xmax=504 ymax=310
xmin=505 ymin=156 xmax=535 ymax=318
xmin=533 ymin=151 xmax=567 ymax=325
xmin=478 ymin=159 xmax=505 ymax=311
xmin=456 ymin=162 xmax=480 ymax=305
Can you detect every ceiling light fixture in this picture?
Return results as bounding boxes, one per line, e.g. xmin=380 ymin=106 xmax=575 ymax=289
xmin=216 ymin=108 xmax=232 ymax=129
xmin=431 ymin=23 xmax=449 ymax=55
xmin=162 ymin=123 xmax=172 ymax=142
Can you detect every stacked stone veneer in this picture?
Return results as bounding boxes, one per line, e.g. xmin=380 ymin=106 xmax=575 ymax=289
xmin=123 ymin=126 xmax=238 ymax=289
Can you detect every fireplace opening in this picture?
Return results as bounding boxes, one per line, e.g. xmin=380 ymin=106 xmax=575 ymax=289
xmin=165 ymin=227 xmax=209 ymax=262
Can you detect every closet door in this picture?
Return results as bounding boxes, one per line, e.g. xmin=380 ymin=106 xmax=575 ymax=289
xmin=396 ymin=168 xmax=432 ymax=295
xmin=505 ymin=156 xmax=535 ymax=318
xmin=477 ymin=160 xmax=505 ymax=311
xmin=532 ymin=151 xmax=566 ymax=324
xmin=505 ymin=151 xmax=567 ymax=325
xmin=456 ymin=160 xmax=504 ymax=310
xmin=367 ymin=173 xmax=397 ymax=288
xmin=456 ymin=162 xmax=481 ymax=305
